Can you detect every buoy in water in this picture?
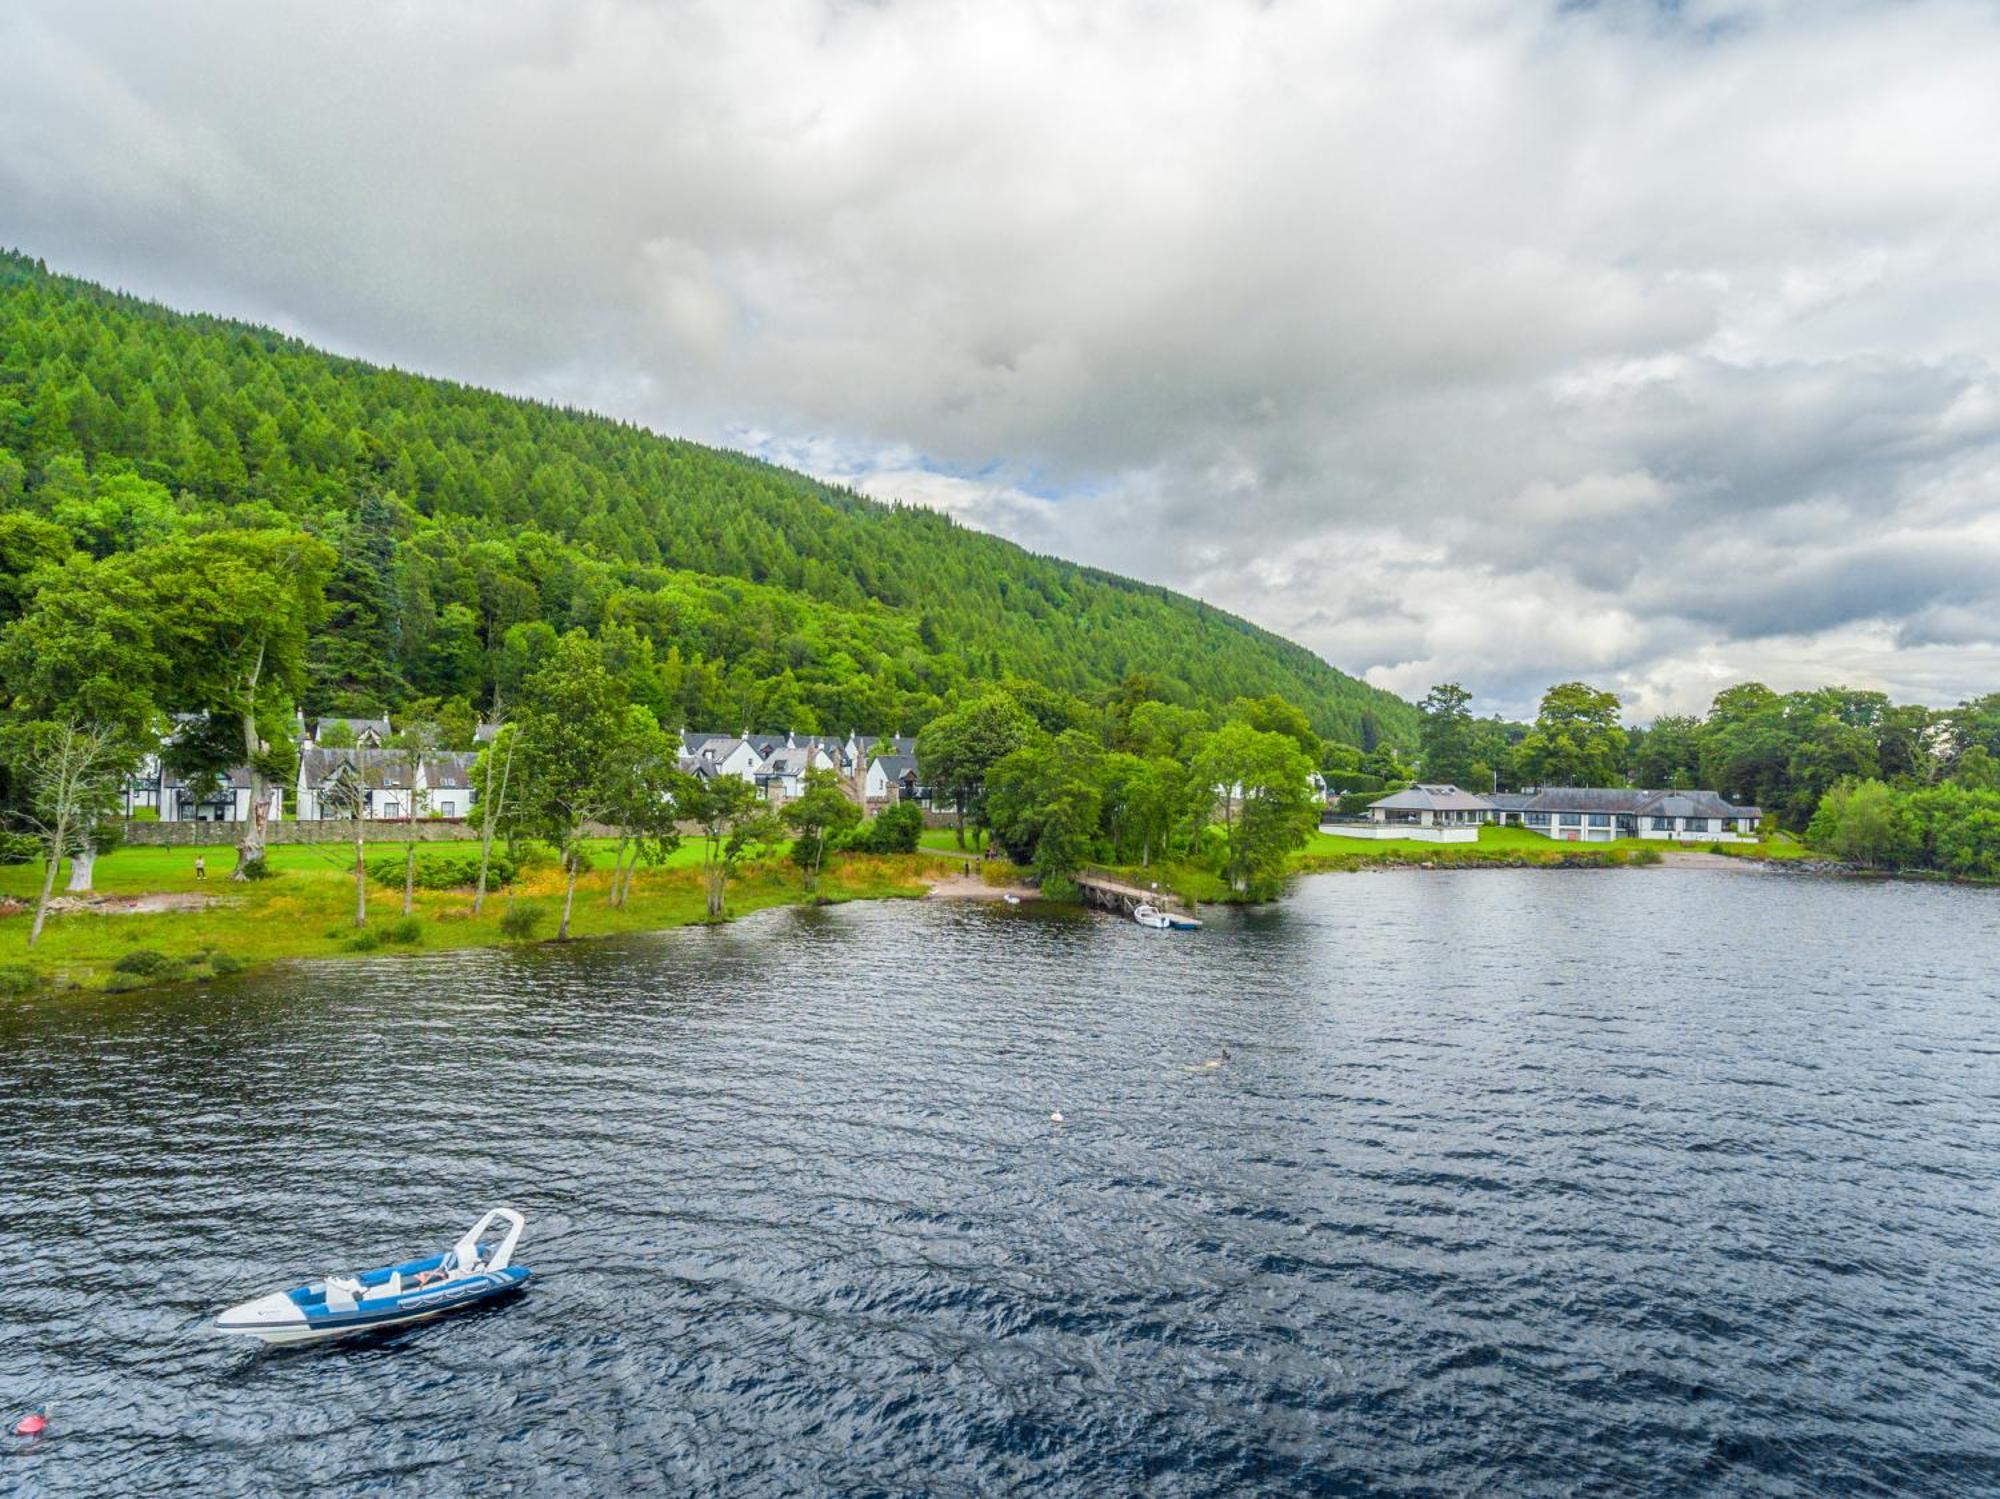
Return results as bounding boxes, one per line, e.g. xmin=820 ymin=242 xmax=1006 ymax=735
xmin=1050 ymin=1110 xmax=1065 ymax=1123
xmin=13 ymin=1408 xmax=47 ymax=1437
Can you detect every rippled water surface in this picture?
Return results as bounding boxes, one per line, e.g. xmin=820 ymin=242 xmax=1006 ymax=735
xmin=4 ymin=867 xmax=2000 ymax=1495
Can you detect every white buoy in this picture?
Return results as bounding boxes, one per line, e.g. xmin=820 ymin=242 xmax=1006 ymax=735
xmin=1050 ymin=1110 xmax=1065 ymax=1123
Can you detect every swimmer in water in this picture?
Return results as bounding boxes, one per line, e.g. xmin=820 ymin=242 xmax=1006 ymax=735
xmin=1184 ymin=1047 xmax=1232 ymax=1073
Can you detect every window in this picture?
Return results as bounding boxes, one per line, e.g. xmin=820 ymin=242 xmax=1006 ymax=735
xmin=1651 ymin=816 xmax=1673 ymax=830
xmin=1558 ymin=813 xmax=1581 ymax=827
xmin=1688 ymin=818 xmax=1711 ymax=832
xmin=1587 ymin=814 xmax=1610 ymax=827
xmin=1525 ymin=812 xmax=1550 ymax=826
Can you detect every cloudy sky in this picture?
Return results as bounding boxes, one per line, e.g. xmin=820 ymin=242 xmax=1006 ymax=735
xmin=4 ymin=0 xmax=1998 ymax=720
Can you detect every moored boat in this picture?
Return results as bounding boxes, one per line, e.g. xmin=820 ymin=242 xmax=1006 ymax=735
xmin=1132 ymin=903 xmax=1173 ymax=929
xmin=214 ymin=1208 xmax=531 ymax=1345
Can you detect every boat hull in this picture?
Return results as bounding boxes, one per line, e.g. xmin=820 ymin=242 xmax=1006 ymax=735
xmin=216 ymin=1267 xmax=531 ymax=1344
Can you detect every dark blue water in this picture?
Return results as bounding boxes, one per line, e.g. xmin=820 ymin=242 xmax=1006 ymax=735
xmin=3 ymin=866 xmax=1998 ymax=1495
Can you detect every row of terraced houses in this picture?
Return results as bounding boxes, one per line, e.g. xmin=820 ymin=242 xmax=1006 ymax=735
xmin=121 ymin=718 xmax=935 ymax=823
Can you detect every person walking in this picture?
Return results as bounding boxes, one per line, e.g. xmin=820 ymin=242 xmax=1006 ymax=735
xmin=194 ymin=854 xmax=206 ymax=882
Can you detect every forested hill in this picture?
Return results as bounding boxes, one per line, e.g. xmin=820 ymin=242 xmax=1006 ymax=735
xmin=0 ymin=249 xmax=1415 ymax=745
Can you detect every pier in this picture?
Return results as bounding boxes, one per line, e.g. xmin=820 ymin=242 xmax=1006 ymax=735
xmin=1075 ymin=870 xmax=1183 ymax=914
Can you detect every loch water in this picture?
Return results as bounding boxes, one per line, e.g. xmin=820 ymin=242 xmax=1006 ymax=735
xmin=2 ymin=866 xmax=1998 ymax=1496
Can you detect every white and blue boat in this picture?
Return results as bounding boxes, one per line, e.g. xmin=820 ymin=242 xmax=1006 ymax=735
xmin=214 ymin=1207 xmax=531 ymax=1345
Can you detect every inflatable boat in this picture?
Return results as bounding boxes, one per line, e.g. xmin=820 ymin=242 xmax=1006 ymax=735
xmin=214 ymin=1208 xmax=531 ymax=1345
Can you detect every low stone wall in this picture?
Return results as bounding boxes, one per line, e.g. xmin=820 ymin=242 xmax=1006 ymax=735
xmin=121 ymin=819 xmax=479 ymax=847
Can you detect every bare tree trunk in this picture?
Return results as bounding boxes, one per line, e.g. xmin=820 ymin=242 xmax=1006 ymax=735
xmin=66 ymin=843 xmax=97 ymax=893
xmin=558 ymin=843 xmax=580 ymax=939
xmin=472 ymin=726 xmax=512 ymax=917
xmin=29 ymin=835 xmax=64 ymax=948
xmin=607 ymin=835 xmax=630 ymax=907
xmin=353 ymin=814 xmax=367 ymax=928
xmin=617 ymin=841 xmax=640 ymax=906
xmin=1141 ymin=829 xmax=1151 ymax=869
xmin=402 ymin=810 xmax=417 ymax=916
xmin=234 ymin=642 xmax=268 ymax=880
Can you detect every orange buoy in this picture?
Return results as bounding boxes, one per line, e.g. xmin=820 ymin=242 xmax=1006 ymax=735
xmin=13 ymin=1409 xmax=47 ymax=1437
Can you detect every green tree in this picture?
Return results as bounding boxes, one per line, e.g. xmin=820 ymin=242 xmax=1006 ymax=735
xmin=783 ymin=768 xmax=862 ymax=890
xmin=510 ymin=632 xmax=630 ymax=939
xmin=986 ymin=729 xmax=1106 ymax=897
xmin=600 ymin=708 xmax=683 ymax=908
xmin=1807 ymin=779 xmax=1917 ymax=868
xmin=917 ymin=690 xmax=1038 ymax=848
xmin=1630 ymin=713 xmax=1702 ymax=788
xmin=1190 ymin=721 xmax=1318 ymax=896
xmin=1417 ymin=683 xmax=1478 ymax=786
xmin=1516 ymin=682 xmax=1628 ymax=787
xmin=681 ymin=773 xmax=781 ymax=919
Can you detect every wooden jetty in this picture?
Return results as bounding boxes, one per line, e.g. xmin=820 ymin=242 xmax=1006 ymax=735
xmin=1075 ymin=869 xmax=1183 ymax=914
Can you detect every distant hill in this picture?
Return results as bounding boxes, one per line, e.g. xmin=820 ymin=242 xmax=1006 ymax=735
xmin=0 ymin=250 xmax=1415 ymax=746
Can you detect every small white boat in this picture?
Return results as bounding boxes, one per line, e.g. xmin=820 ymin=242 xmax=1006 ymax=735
xmin=214 ymin=1208 xmax=531 ymax=1345
xmin=1132 ymin=903 xmax=1173 ymax=930
xmin=1003 ymin=894 xmax=1022 ymax=905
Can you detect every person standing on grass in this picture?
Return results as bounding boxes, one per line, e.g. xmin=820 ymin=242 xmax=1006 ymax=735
xmin=194 ymin=854 xmax=206 ymax=881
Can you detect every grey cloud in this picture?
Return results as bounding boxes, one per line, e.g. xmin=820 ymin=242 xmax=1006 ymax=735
xmin=4 ymin=0 xmax=2000 ymax=720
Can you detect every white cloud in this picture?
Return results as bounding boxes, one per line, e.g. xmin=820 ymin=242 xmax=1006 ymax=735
xmin=4 ymin=0 xmax=1999 ymax=720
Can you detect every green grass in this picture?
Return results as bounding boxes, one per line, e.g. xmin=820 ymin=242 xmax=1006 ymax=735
xmin=1 ymin=837 xmax=945 ymax=997
xmin=1292 ymin=823 xmax=1807 ymax=871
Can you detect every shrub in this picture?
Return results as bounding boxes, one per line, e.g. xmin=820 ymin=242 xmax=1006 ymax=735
xmin=0 ymin=964 xmax=40 ymax=997
xmin=383 ymin=916 xmax=424 ymax=945
xmin=0 ymin=831 xmax=40 ymax=866
xmin=509 ymin=841 xmax=558 ymax=871
xmin=344 ymin=929 xmax=382 ymax=952
xmin=366 ymin=853 xmax=516 ymax=890
xmin=207 ymin=952 xmax=247 ymax=976
xmin=112 ymin=949 xmax=177 ymax=977
xmin=235 ymin=854 xmax=275 ymax=881
xmin=848 ymin=801 xmax=924 ymax=854
xmin=499 ymin=902 xmax=547 ymax=941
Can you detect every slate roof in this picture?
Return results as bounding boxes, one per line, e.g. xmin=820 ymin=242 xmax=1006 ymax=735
xmin=423 ymin=751 xmax=479 ymax=791
xmin=298 ymin=747 xmax=411 ymax=790
xmin=1369 ymin=783 xmax=1496 ymax=813
xmin=871 ymin=753 xmax=920 ymax=782
xmin=1509 ymin=787 xmax=1760 ymax=818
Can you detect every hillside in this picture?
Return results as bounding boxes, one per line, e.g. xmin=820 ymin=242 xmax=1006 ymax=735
xmin=0 ymin=250 xmax=1415 ymax=746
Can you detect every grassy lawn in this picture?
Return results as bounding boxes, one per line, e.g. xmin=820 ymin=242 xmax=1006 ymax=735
xmin=919 ymin=827 xmax=986 ymax=853
xmin=0 ymin=837 xmax=948 ymax=997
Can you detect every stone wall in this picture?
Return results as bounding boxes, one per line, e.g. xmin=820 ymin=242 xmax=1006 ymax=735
xmin=121 ymin=819 xmax=480 ymax=847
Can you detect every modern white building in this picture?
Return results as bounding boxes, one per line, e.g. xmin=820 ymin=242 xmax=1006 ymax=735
xmin=1322 ymin=784 xmax=1764 ymax=843
xmin=1322 ymin=783 xmax=1491 ymax=842
xmin=1490 ymin=788 xmax=1762 ymax=842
